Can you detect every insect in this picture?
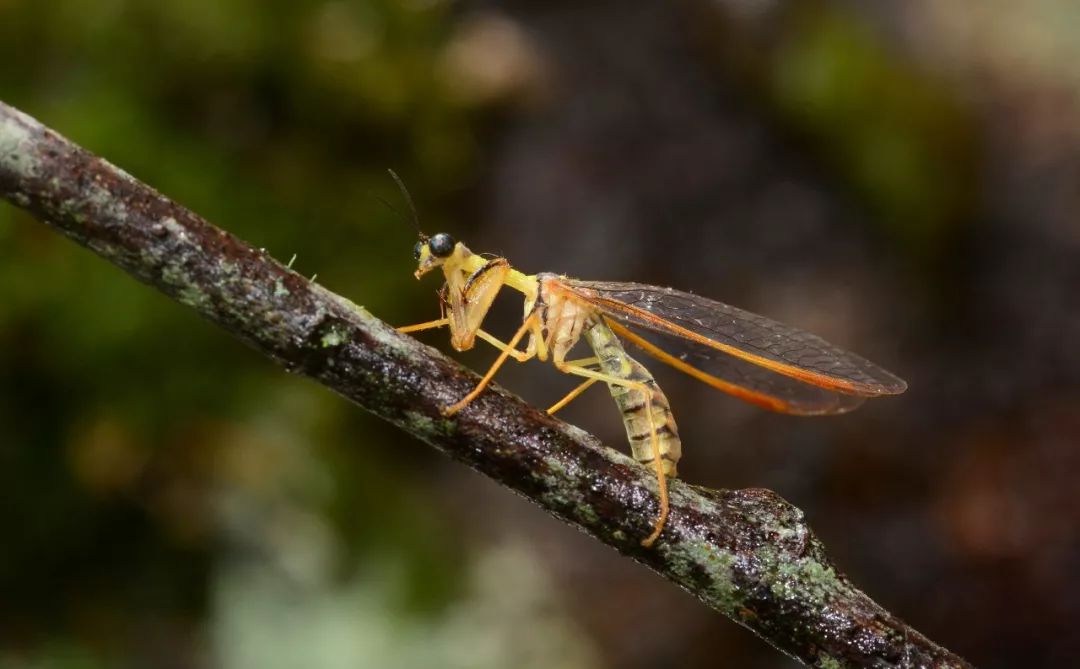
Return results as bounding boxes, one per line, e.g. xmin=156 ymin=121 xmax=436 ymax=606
xmin=391 ymin=178 xmax=907 ymax=547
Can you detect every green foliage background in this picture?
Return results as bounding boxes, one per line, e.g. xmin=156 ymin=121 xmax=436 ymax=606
xmin=0 ymin=2 xmax=558 ymax=667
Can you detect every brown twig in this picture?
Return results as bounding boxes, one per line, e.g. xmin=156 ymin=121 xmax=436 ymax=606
xmin=0 ymin=100 xmax=971 ymax=668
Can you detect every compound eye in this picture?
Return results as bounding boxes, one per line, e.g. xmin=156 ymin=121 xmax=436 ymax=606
xmin=412 ymin=240 xmax=424 ymax=260
xmin=429 ymin=232 xmax=455 ymax=258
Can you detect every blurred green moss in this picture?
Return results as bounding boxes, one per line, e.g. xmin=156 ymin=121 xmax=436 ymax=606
xmin=0 ymin=0 xmax=487 ymax=663
xmin=768 ymin=5 xmax=978 ymax=258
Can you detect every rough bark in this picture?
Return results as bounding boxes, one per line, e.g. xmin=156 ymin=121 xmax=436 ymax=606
xmin=0 ymin=100 xmax=972 ymax=668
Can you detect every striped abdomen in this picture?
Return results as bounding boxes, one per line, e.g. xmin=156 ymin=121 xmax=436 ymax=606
xmin=584 ymin=317 xmax=682 ymax=477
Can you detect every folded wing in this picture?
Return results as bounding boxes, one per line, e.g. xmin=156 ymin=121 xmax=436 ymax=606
xmin=560 ymin=280 xmax=906 ymax=415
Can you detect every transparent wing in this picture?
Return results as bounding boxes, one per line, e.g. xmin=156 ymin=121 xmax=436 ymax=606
xmin=559 ymin=279 xmax=907 ymax=400
xmin=605 ymin=318 xmax=866 ymax=415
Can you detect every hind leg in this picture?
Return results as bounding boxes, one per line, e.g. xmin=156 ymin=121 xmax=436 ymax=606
xmin=554 ymin=360 xmax=671 ymax=547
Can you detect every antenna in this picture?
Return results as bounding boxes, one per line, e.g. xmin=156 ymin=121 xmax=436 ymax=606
xmin=386 ymin=168 xmax=424 ymax=238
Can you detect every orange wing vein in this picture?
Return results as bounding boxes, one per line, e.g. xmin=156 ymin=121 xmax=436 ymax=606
xmin=555 ymin=279 xmax=906 ymax=404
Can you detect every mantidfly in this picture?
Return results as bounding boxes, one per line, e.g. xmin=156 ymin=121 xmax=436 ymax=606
xmin=392 ymin=176 xmax=907 ymax=547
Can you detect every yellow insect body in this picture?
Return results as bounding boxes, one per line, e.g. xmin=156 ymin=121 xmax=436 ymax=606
xmin=401 ymin=231 xmax=906 ymax=547
xmin=404 ymin=237 xmax=679 ymax=545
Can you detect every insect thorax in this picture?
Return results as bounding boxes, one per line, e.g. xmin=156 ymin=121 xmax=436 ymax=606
xmin=537 ymin=274 xmax=593 ymax=362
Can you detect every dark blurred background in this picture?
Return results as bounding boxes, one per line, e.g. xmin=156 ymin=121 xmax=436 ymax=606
xmin=2 ymin=1 xmax=1079 ymax=667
